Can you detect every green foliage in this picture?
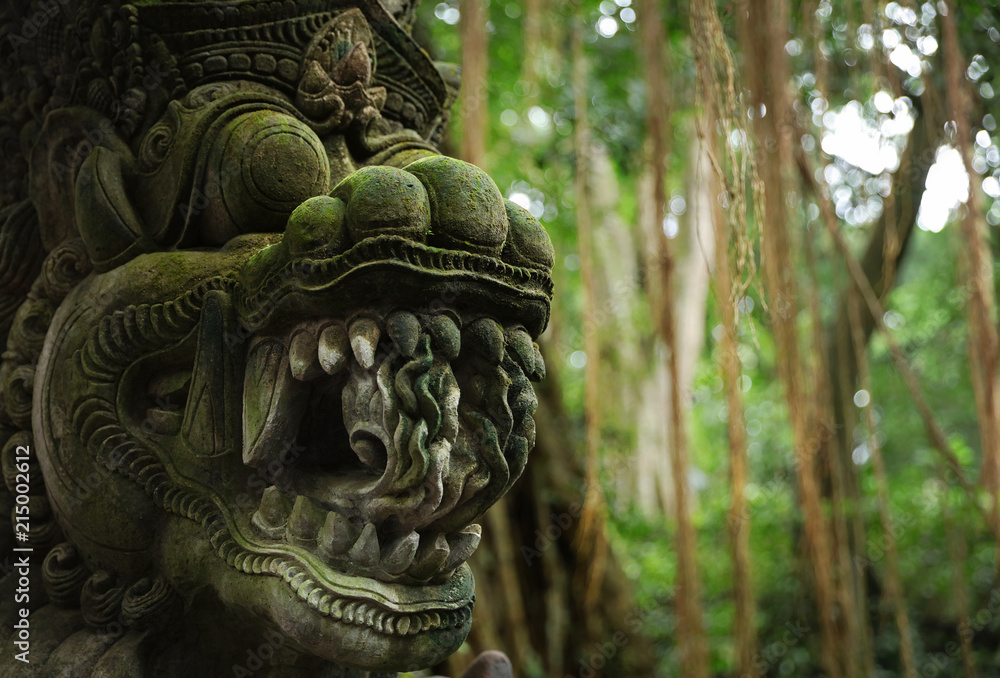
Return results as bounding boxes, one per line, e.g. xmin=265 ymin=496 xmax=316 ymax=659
xmin=418 ymin=0 xmax=1000 ymax=675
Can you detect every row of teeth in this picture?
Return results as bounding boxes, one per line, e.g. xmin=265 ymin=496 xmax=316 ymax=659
xmin=279 ymin=562 xmax=472 ymax=636
xmin=253 ymin=487 xmax=481 ymax=582
xmin=285 ymin=311 xmax=544 ymax=381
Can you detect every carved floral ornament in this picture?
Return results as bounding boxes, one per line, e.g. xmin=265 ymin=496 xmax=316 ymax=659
xmin=0 ymin=0 xmax=552 ymax=675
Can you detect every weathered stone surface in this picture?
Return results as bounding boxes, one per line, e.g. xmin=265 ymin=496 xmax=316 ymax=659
xmin=0 ymin=1 xmax=551 ymax=675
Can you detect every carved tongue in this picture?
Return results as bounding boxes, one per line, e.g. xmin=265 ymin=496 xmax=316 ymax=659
xmin=242 ymin=338 xmax=309 ymax=467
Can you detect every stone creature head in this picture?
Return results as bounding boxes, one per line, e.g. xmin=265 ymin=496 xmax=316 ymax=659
xmin=0 ymin=0 xmax=552 ymax=674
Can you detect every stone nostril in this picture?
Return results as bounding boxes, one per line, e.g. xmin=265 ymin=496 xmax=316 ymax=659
xmin=331 ymin=165 xmax=431 ymax=243
xmin=285 ymin=195 xmax=350 ymax=257
xmin=403 ymin=156 xmax=508 ymax=256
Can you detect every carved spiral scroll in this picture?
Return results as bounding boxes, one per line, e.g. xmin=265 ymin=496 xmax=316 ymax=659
xmin=81 ymin=571 xmax=126 ymax=628
xmin=42 ymin=542 xmax=92 ymax=607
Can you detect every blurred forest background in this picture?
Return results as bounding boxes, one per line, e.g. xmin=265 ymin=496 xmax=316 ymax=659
xmin=414 ymin=1 xmax=1000 ymax=677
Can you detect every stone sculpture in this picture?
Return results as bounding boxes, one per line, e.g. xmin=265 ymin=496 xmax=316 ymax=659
xmin=0 ymin=1 xmax=552 ymax=675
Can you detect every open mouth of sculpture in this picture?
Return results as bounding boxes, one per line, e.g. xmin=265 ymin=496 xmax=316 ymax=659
xmin=116 ymin=233 xmax=550 ymax=643
xmin=240 ymin=308 xmax=492 ymax=587
xmin=210 ymin=287 xmax=544 ymax=637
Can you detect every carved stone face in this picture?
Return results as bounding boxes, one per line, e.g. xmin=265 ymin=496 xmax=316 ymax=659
xmin=15 ymin=4 xmax=553 ymax=671
xmin=33 ymin=115 xmax=552 ymax=667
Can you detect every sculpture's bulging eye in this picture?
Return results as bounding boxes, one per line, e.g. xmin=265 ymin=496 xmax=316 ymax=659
xmin=205 ymin=110 xmax=331 ymax=238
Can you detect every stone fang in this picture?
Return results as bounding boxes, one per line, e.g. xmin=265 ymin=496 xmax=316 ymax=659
xmin=289 ymin=327 xmax=323 ymax=380
xmin=349 ymin=318 xmax=380 ymax=369
xmin=381 ymin=531 xmax=420 ymax=575
xmin=318 ymin=323 xmax=350 ymax=375
xmin=444 ymin=525 xmax=482 ymax=571
xmin=348 ymin=522 xmax=380 ymax=568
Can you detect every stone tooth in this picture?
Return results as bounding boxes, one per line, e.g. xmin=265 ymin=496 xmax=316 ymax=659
xmin=532 ymin=343 xmax=546 ymax=380
xmin=422 ymin=611 xmax=439 ymax=630
xmin=329 ymin=598 xmax=344 ymax=620
xmin=318 ymin=323 xmax=350 ymax=375
xmin=318 ymin=511 xmax=358 ymax=556
xmin=425 ymin=314 xmax=461 ymax=360
xmin=381 ymin=531 xmax=419 ymax=575
xmin=252 ymin=486 xmax=291 ymax=536
xmin=444 ymin=524 xmax=482 ymax=571
xmin=297 ymin=579 xmax=316 ymax=600
xmin=289 ymin=327 xmax=323 ymax=380
xmin=356 ymin=603 xmax=369 ymax=625
xmin=287 ymin=495 xmax=324 ymax=544
xmin=348 ymin=317 xmax=380 ymax=369
xmin=348 ymin=522 xmax=380 ymax=568
xmin=463 ymin=317 xmax=504 ymax=364
xmin=396 ymin=615 xmax=411 ymax=635
xmin=242 ymin=338 xmax=309 ymax=467
xmin=504 ymin=326 xmax=535 ymax=374
xmin=343 ymin=602 xmax=356 ymax=624
xmin=386 ymin=310 xmax=421 ymax=357
xmin=307 ymin=588 xmax=324 ymax=609
xmin=408 ymin=533 xmax=450 ymax=580
xmin=409 ymin=615 xmax=423 ymax=634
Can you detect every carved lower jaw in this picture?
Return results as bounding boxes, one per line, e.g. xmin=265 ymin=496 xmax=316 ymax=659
xmin=184 ymin=507 xmax=474 ymax=670
xmin=215 ymin=517 xmax=474 ymax=639
xmin=257 ymin=561 xmax=474 ymax=671
xmin=207 ymin=504 xmax=475 ymax=670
